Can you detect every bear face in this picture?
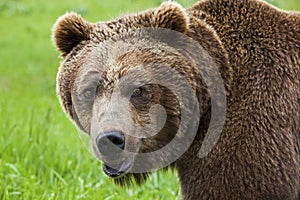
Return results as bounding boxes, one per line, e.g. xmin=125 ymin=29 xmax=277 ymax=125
xmin=52 ymin=2 xmax=230 ymax=186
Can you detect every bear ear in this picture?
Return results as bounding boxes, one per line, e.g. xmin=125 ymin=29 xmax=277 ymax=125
xmin=52 ymin=12 xmax=93 ymax=57
xmin=154 ymin=1 xmax=189 ymax=33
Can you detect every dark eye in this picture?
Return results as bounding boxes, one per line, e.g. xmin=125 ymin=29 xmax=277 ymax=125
xmin=83 ymin=88 xmax=96 ymax=100
xmin=131 ymin=88 xmax=142 ymax=98
xmin=81 ymin=80 xmax=103 ymax=101
xmin=130 ymin=86 xmax=152 ymax=106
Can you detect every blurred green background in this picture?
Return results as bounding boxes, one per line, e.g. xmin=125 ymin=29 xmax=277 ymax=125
xmin=0 ymin=0 xmax=299 ymax=199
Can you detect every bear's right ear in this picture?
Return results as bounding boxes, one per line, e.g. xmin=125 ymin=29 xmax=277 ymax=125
xmin=52 ymin=12 xmax=93 ymax=57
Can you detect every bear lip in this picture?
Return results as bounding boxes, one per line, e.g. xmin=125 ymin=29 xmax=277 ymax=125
xmin=103 ymin=158 xmax=133 ymax=178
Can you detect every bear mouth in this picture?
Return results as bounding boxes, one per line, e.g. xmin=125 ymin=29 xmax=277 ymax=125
xmin=103 ymin=158 xmax=133 ymax=178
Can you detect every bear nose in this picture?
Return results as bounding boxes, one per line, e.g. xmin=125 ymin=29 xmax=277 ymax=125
xmin=96 ymin=131 xmax=125 ymax=156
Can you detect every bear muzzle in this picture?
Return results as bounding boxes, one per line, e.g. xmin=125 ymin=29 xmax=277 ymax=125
xmin=102 ymin=158 xmax=133 ymax=178
xmin=96 ymin=131 xmax=133 ymax=178
xmin=96 ymin=131 xmax=125 ymax=154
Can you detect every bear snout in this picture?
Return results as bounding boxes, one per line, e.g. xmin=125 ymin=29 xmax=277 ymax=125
xmin=96 ymin=131 xmax=125 ymax=156
xmin=96 ymin=131 xmax=134 ymax=178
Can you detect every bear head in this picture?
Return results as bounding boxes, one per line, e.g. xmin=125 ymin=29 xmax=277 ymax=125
xmin=52 ymin=1 xmax=231 ymax=186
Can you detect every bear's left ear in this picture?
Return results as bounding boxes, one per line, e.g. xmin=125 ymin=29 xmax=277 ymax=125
xmin=154 ymin=1 xmax=189 ymax=33
xmin=52 ymin=12 xmax=93 ymax=57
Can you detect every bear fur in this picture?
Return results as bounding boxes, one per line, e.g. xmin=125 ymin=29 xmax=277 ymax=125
xmin=52 ymin=0 xmax=300 ymax=199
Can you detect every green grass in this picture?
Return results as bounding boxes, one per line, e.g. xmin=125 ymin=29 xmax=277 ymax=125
xmin=0 ymin=0 xmax=299 ymax=199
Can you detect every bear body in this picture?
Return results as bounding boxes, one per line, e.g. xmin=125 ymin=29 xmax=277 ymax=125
xmin=52 ymin=0 xmax=300 ymax=199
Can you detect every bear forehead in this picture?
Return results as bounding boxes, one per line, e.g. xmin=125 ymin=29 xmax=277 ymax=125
xmin=75 ymin=32 xmax=187 ymax=81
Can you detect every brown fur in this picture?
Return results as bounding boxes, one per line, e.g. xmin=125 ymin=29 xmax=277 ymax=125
xmin=52 ymin=0 xmax=300 ymax=199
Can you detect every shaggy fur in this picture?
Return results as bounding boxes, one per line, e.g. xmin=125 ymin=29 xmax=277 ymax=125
xmin=52 ymin=0 xmax=300 ymax=199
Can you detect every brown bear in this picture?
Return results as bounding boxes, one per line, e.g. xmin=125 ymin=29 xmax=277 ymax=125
xmin=52 ymin=0 xmax=300 ymax=199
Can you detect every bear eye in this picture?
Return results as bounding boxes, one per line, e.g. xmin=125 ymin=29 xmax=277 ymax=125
xmin=130 ymin=86 xmax=152 ymax=106
xmin=83 ymin=88 xmax=96 ymax=100
xmin=131 ymin=88 xmax=142 ymax=98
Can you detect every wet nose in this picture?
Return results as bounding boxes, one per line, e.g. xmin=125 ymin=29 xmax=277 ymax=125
xmin=96 ymin=131 xmax=125 ymax=156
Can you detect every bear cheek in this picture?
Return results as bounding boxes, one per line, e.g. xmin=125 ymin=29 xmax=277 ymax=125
xmin=71 ymin=92 xmax=94 ymax=134
xmin=72 ymin=106 xmax=93 ymax=134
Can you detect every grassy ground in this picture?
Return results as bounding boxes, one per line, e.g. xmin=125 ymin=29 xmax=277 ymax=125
xmin=0 ymin=0 xmax=299 ymax=199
